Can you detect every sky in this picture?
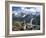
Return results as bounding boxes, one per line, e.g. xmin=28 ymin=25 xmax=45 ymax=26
xmin=12 ymin=7 xmax=40 ymax=17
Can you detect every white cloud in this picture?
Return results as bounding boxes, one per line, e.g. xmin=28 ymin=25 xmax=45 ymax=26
xmin=12 ymin=7 xmax=40 ymax=16
xmin=15 ymin=13 xmax=18 ymax=15
xmin=22 ymin=15 xmax=26 ymax=17
xmin=21 ymin=7 xmax=24 ymax=10
xmin=36 ymin=7 xmax=40 ymax=12
xmin=30 ymin=8 xmax=36 ymax=12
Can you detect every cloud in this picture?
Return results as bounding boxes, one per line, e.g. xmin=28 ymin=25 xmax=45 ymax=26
xmin=35 ymin=7 xmax=40 ymax=12
xmin=12 ymin=7 xmax=40 ymax=16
